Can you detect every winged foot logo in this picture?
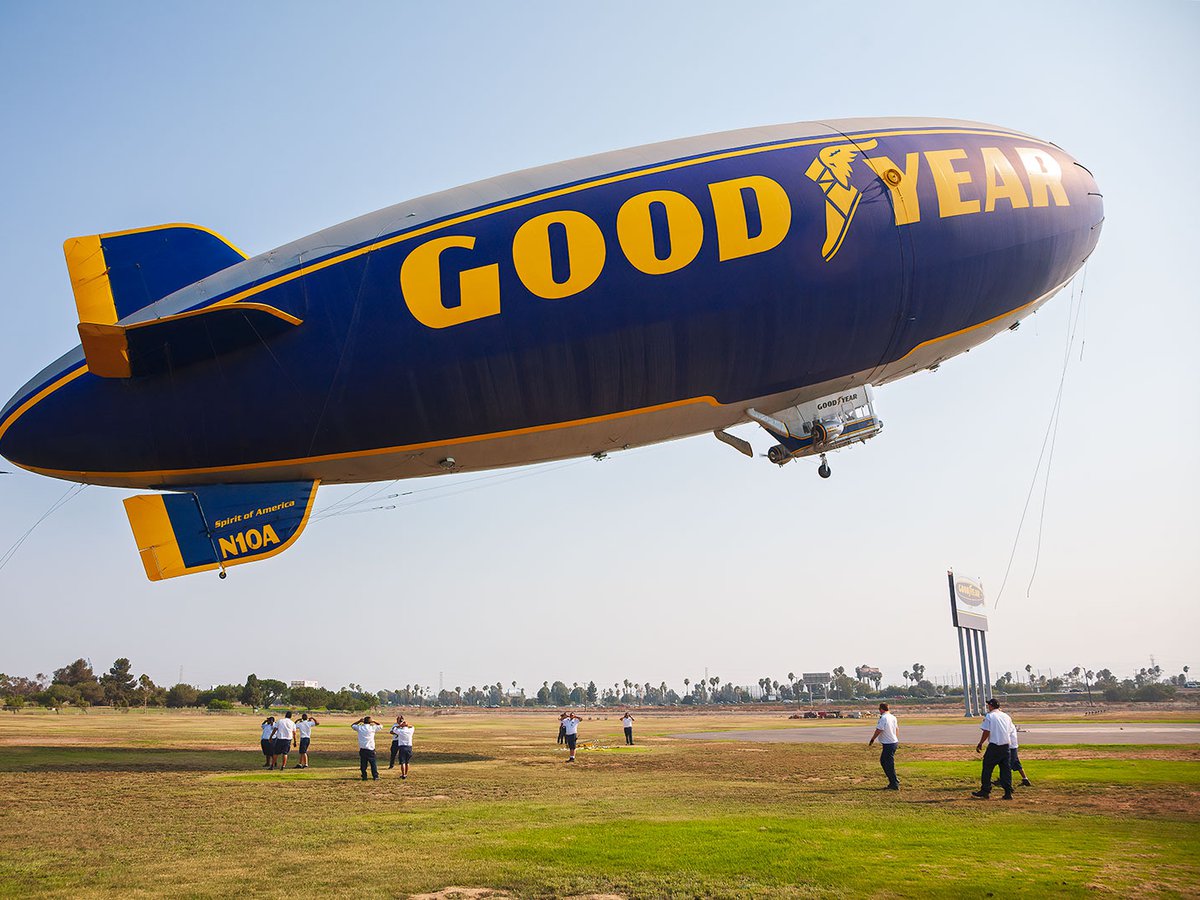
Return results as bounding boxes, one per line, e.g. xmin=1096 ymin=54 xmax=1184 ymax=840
xmin=955 ymin=580 xmax=986 ymax=606
xmin=805 ymin=139 xmax=878 ymax=262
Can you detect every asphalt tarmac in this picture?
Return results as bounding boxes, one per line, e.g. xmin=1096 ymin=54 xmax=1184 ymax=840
xmin=675 ymin=722 xmax=1200 ymax=745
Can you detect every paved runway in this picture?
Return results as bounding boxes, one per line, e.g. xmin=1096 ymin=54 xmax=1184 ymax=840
xmin=675 ymin=723 xmax=1200 ymax=745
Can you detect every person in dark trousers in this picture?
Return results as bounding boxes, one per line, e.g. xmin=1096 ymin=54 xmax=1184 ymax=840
xmin=973 ymin=698 xmax=1015 ymax=800
xmin=557 ymin=712 xmax=567 ymax=745
xmin=868 ymin=702 xmax=900 ymax=790
xmin=351 ymin=716 xmax=382 ymax=781
xmin=621 ymin=712 xmax=635 ymax=745
xmin=259 ymin=716 xmax=275 ymax=768
xmin=389 ymin=716 xmax=415 ymax=778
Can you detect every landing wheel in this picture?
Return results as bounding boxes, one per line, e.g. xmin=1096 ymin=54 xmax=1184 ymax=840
xmin=817 ymin=455 xmax=831 ymax=479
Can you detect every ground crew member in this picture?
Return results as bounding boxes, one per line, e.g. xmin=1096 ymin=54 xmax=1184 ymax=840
xmin=259 ymin=716 xmax=275 ymax=768
xmin=563 ymin=711 xmax=581 ymax=762
xmin=389 ymin=716 xmax=415 ymax=778
xmin=271 ymin=710 xmax=297 ymax=770
xmin=973 ymin=698 xmax=1014 ymax=800
xmin=557 ymin=712 xmax=567 ymax=745
xmin=621 ymin=712 xmax=635 ymax=745
xmin=295 ymin=713 xmax=319 ymax=769
xmin=994 ymin=716 xmax=1032 ymax=788
xmin=868 ymin=702 xmax=900 ymax=790
xmin=351 ymin=716 xmax=382 ymax=781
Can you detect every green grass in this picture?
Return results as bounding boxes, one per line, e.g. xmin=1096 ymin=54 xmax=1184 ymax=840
xmin=0 ymin=709 xmax=1196 ymax=898
xmin=902 ymin=757 xmax=1200 ymax=785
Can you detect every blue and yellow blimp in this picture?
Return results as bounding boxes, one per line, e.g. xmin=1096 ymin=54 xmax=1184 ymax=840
xmin=0 ymin=117 xmax=1102 ymax=580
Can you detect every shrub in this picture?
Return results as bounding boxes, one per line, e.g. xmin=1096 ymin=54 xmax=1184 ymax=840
xmin=207 ymin=699 xmax=234 ymax=711
xmin=1133 ymin=683 xmax=1176 ymax=702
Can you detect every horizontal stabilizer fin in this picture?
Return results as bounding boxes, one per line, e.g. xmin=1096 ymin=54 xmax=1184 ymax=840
xmin=65 ymin=224 xmax=247 ymax=327
xmin=79 ymin=302 xmax=302 ymax=378
xmin=124 ymin=480 xmax=319 ymax=581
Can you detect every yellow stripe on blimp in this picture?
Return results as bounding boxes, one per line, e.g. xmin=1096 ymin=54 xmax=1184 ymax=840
xmin=123 ymin=493 xmax=187 ymax=582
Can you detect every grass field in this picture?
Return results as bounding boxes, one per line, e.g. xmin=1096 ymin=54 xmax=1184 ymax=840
xmin=0 ymin=709 xmax=1197 ymax=898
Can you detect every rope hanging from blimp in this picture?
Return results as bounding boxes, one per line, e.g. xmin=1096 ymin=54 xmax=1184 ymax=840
xmin=994 ymin=263 xmax=1089 ymax=609
xmin=0 ymin=482 xmax=88 ymax=576
xmin=312 ymin=457 xmax=591 ymax=522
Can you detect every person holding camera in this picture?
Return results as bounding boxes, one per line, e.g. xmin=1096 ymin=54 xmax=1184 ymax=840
xmin=351 ymin=716 xmax=383 ymax=781
xmin=270 ymin=710 xmax=297 ymax=770
xmin=295 ymin=713 xmax=319 ymax=769
xmin=259 ymin=716 xmax=275 ymax=768
xmin=621 ymin=712 xmax=635 ymax=745
xmin=562 ymin=711 xmax=581 ymax=762
xmin=389 ymin=715 xmax=415 ymax=778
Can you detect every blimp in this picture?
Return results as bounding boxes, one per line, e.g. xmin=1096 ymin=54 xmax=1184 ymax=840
xmin=0 ymin=117 xmax=1103 ymax=581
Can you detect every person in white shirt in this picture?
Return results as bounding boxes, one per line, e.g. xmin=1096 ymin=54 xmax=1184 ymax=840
xmin=973 ymin=698 xmax=1015 ymax=799
xmin=621 ymin=712 xmax=635 ymax=745
xmin=259 ymin=716 xmax=275 ymax=768
xmin=389 ymin=716 xmax=416 ymax=778
xmin=351 ymin=716 xmax=383 ymax=781
xmin=868 ymin=702 xmax=900 ymax=790
xmin=557 ymin=713 xmax=567 ymax=745
xmin=270 ymin=711 xmax=297 ymax=770
xmin=295 ymin=713 xmax=320 ymax=769
xmin=562 ymin=712 xmax=581 ymax=762
xmin=993 ymin=718 xmax=1032 ymax=789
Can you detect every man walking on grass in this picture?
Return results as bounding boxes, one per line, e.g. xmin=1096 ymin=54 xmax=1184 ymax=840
xmin=868 ymin=702 xmax=900 ymax=790
xmin=562 ymin=711 xmax=581 ymax=762
xmin=271 ymin=710 xmax=297 ymax=770
xmin=973 ymin=698 xmax=1015 ymax=800
xmin=295 ymin=713 xmax=319 ymax=769
xmin=389 ymin=715 xmax=415 ymax=778
xmin=351 ymin=716 xmax=382 ymax=781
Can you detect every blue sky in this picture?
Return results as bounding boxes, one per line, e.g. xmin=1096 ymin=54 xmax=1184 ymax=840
xmin=0 ymin=2 xmax=1196 ymax=693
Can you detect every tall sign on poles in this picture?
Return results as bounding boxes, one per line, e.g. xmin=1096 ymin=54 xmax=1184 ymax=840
xmin=948 ymin=570 xmax=992 ymax=717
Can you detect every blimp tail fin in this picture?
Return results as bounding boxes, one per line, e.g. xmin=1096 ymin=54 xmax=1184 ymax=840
xmin=123 ymin=480 xmax=319 ymax=581
xmin=64 ymin=224 xmax=247 ymax=327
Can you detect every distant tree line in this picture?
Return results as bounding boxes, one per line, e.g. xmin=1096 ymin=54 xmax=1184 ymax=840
xmin=1 ymin=659 xmax=1189 ymax=712
xmin=0 ymin=659 xmax=376 ymax=712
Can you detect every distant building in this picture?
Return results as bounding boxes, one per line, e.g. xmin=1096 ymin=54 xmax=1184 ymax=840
xmin=855 ymin=666 xmax=882 ymax=682
xmin=290 ymin=680 xmax=319 ymax=689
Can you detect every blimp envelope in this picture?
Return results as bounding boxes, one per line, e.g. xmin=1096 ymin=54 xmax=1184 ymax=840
xmin=0 ymin=117 xmax=1105 ymax=581
xmin=123 ymin=481 xmax=318 ymax=581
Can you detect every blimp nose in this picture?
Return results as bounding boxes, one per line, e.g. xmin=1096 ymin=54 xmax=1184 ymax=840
xmin=0 ymin=394 xmax=39 ymax=472
xmin=0 ymin=367 xmax=87 ymax=476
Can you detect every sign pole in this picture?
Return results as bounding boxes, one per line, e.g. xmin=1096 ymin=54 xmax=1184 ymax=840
xmin=956 ymin=626 xmax=972 ymax=717
xmin=974 ymin=628 xmax=984 ymax=715
xmin=979 ymin=632 xmax=993 ymax=703
xmin=964 ymin=634 xmax=979 ymax=717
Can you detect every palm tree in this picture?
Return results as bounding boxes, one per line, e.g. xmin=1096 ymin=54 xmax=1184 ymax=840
xmin=1024 ymin=664 xmax=1033 ymax=689
xmin=903 ymin=670 xmax=910 ymax=685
